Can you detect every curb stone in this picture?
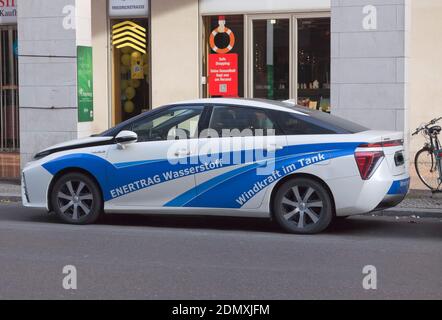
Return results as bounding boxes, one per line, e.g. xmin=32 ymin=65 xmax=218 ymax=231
xmin=373 ymin=208 xmax=441 ymax=219
xmin=0 ymin=196 xmax=22 ymax=204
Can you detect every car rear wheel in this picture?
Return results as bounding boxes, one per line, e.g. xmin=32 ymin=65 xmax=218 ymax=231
xmin=51 ymin=172 xmax=103 ymax=225
xmin=273 ymin=178 xmax=333 ymax=234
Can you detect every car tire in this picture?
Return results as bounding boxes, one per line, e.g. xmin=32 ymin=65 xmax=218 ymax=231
xmin=51 ymin=172 xmax=103 ymax=225
xmin=273 ymin=177 xmax=333 ymax=234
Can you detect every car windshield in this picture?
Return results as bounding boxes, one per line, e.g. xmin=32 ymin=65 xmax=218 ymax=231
xmin=97 ymin=107 xmax=163 ymax=137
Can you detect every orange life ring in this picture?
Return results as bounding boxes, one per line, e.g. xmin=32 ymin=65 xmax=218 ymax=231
xmin=209 ymin=27 xmax=235 ymax=54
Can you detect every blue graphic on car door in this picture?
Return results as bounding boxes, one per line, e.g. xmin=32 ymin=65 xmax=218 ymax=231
xmin=42 ymin=142 xmax=363 ymax=208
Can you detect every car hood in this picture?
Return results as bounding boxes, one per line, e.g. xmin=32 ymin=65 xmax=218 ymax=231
xmin=40 ymin=136 xmax=114 ymax=153
xmin=34 ymin=136 xmax=114 ymax=160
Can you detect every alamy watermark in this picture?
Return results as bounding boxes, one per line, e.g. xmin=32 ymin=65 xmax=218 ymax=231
xmin=62 ymin=5 xmax=76 ymax=30
xmin=362 ymin=5 xmax=378 ymax=31
xmin=165 ymin=128 xmax=279 ymax=176
xmin=362 ymin=265 xmax=377 ymax=290
xmin=62 ymin=265 xmax=77 ymax=290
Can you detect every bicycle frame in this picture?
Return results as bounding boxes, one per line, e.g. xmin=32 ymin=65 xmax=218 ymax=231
xmin=429 ymin=134 xmax=442 ymax=190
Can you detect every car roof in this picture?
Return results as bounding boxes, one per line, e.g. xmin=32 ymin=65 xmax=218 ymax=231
xmin=171 ymin=98 xmax=308 ymax=115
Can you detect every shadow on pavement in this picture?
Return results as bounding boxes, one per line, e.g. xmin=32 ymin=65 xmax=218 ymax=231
xmin=2 ymin=203 xmax=441 ymax=239
xmin=327 ymin=216 xmax=442 ymax=240
xmin=100 ymin=214 xmax=281 ymax=233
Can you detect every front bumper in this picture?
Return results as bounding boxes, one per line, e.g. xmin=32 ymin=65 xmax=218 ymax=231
xmin=21 ymin=161 xmax=53 ymax=210
xmin=21 ymin=171 xmax=30 ymax=204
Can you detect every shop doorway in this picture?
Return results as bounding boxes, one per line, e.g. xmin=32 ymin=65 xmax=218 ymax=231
xmin=111 ymin=18 xmax=150 ymax=125
xmin=0 ymin=25 xmax=19 ymax=180
xmin=201 ymin=13 xmax=330 ymax=111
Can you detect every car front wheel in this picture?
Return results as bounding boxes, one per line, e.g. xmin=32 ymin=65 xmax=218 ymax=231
xmin=273 ymin=178 xmax=333 ymax=234
xmin=51 ymin=172 xmax=103 ymax=225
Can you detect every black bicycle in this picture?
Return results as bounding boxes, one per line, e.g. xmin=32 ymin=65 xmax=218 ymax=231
xmin=413 ymin=117 xmax=442 ymax=192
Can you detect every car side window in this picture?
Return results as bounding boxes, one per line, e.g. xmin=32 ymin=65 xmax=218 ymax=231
xmin=274 ymin=111 xmax=336 ymax=135
xmin=131 ymin=106 xmax=204 ymax=142
xmin=208 ymin=106 xmax=277 ymax=137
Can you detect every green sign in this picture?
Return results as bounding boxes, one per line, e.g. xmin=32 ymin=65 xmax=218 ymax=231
xmin=77 ymin=46 xmax=94 ymax=122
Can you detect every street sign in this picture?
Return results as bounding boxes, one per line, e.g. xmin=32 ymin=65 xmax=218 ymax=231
xmin=0 ymin=0 xmax=17 ymax=25
xmin=109 ymin=0 xmax=149 ymax=18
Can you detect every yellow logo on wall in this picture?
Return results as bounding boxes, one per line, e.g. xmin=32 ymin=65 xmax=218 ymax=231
xmin=112 ymin=21 xmax=147 ymax=54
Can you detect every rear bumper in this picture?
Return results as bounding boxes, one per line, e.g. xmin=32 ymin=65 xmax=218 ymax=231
xmin=373 ymin=193 xmax=407 ymax=211
xmin=373 ymin=178 xmax=410 ymax=211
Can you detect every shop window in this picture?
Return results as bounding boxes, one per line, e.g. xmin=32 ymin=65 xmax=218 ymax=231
xmin=0 ymin=26 xmax=19 ymax=152
xmin=297 ymin=18 xmax=331 ymax=112
xmin=201 ymin=15 xmax=331 ymax=113
xmin=0 ymin=26 xmax=20 ymax=180
xmin=111 ymin=19 xmax=150 ymax=125
xmin=202 ymin=15 xmax=244 ymax=98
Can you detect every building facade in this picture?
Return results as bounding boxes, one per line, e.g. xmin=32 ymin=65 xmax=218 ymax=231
xmin=0 ymin=0 xmax=440 ymax=190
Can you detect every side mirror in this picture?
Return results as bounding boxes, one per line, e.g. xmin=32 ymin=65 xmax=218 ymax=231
xmin=115 ymin=130 xmax=138 ymax=149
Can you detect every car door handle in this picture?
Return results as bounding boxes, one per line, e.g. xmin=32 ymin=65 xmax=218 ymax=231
xmin=265 ymin=144 xmax=284 ymax=152
xmin=174 ymin=149 xmax=191 ymax=157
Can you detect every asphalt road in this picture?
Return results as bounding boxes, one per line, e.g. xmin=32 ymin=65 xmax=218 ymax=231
xmin=0 ymin=202 xmax=441 ymax=300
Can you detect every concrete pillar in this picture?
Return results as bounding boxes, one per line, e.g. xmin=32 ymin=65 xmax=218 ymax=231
xmin=331 ymin=0 xmax=410 ymax=133
xmin=151 ymin=0 xmax=199 ymax=107
xmin=18 ymin=0 xmax=94 ymax=168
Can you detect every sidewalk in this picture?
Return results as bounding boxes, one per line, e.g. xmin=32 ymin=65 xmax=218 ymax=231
xmin=0 ymin=180 xmax=441 ymax=217
xmin=0 ymin=181 xmax=21 ymax=203
xmin=380 ymin=190 xmax=442 ymax=218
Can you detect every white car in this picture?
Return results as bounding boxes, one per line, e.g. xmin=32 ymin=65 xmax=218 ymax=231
xmin=22 ymin=99 xmax=410 ymax=234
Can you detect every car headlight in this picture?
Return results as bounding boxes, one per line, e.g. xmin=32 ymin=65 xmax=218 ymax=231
xmin=22 ymin=172 xmax=30 ymax=203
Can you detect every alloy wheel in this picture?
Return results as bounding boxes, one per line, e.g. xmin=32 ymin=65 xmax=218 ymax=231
xmin=56 ymin=180 xmax=94 ymax=221
xmin=280 ymin=185 xmax=324 ymax=229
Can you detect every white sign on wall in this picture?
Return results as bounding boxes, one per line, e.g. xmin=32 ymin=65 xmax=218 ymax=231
xmin=200 ymin=0 xmax=330 ymax=14
xmin=0 ymin=0 xmax=17 ymax=25
xmin=109 ymin=0 xmax=149 ymax=18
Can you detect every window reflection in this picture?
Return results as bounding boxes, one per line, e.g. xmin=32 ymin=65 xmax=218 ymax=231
xmin=253 ymin=19 xmax=290 ymax=101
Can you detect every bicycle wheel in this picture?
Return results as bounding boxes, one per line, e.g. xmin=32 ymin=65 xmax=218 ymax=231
xmin=415 ymin=148 xmax=441 ymax=191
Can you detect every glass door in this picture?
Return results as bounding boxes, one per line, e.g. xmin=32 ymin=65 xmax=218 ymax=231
xmin=248 ymin=16 xmax=291 ymax=101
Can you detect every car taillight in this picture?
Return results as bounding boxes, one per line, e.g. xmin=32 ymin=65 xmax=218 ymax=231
xmin=355 ymin=151 xmax=385 ymax=180
xmin=358 ymin=140 xmax=404 ymax=148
